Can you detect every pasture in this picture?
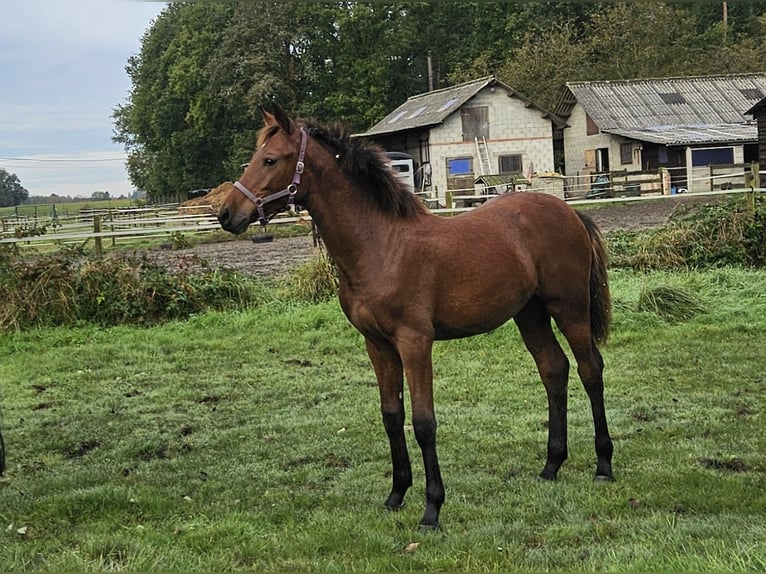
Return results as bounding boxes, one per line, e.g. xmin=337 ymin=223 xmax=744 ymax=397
xmin=0 ymin=267 xmax=764 ymax=571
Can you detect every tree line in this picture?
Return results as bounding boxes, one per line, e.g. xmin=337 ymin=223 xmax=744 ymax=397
xmin=112 ymin=1 xmax=766 ymax=202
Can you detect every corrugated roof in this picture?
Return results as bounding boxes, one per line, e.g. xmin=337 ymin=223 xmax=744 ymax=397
xmin=474 ymin=174 xmax=530 ymax=186
xmin=745 ymin=95 xmax=766 ymax=116
xmin=359 ymin=76 xmax=560 ymax=137
xmin=604 ymin=123 xmax=756 ymax=146
xmin=556 ymin=73 xmax=766 ymax=146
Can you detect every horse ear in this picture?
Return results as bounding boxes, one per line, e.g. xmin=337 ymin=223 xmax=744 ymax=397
xmin=270 ymin=102 xmax=293 ymax=134
xmin=260 ymin=106 xmax=276 ymax=126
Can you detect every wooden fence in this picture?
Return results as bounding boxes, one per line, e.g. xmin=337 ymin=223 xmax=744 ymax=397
xmin=2 ymin=186 xmax=761 ymax=252
xmin=0 ymin=205 xmax=310 ymax=253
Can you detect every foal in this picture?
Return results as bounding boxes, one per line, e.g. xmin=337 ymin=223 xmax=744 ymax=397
xmin=218 ymin=106 xmax=614 ymax=529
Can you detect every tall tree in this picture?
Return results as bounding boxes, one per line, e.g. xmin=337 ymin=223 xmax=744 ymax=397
xmin=113 ymin=3 xmax=236 ymax=200
xmin=114 ymin=1 xmax=766 ymax=201
xmin=0 ymin=169 xmax=29 ymax=207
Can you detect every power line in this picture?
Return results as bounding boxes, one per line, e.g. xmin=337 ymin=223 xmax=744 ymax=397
xmin=0 ymin=155 xmax=126 ymax=163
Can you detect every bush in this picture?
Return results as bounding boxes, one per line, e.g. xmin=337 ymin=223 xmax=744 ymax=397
xmin=279 ymin=248 xmax=338 ymax=303
xmin=0 ymin=245 xmax=258 ymax=331
xmin=608 ymin=194 xmax=766 ymax=270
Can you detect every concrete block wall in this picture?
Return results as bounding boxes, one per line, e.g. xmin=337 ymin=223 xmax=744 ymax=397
xmin=427 ymin=89 xmax=555 ymax=197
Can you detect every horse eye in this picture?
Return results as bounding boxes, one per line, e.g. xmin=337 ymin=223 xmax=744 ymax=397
xmin=263 ymin=157 xmax=277 ymax=167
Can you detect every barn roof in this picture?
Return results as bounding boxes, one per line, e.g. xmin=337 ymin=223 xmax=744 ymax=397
xmin=359 ymin=76 xmax=561 ymax=138
xmin=555 ymin=73 xmax=766 ymax=145
xmin=745 ymin=95 xmax=766 ymax=117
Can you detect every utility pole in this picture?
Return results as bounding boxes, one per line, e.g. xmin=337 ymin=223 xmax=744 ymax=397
xmin=427 ymin=52 xmax=434 ymax=92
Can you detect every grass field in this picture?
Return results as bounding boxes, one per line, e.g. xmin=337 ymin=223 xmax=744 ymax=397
xmin=1 ymin=268 xmax=765 ymax=571
xmin=0 ymin=198 xmax=137 ymax=219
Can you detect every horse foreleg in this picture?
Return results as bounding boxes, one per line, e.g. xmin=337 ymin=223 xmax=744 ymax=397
xmin=515 ymin=299 xmax=571 ymax=481
xmin=365 ymin=338 xmax=412 ymax=511
xmin=398 ymin=332 xmax=444 ymax=530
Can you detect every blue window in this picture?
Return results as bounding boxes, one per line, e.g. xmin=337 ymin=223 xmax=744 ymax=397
xmin=691 ymin=147 xmax=734 ymax=167
xmin=448 ymin=157 xmax=473 ymax=176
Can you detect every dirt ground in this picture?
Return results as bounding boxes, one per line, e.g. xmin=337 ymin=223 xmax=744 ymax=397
xmin=145 ymin=193 xmax=720 ymax=279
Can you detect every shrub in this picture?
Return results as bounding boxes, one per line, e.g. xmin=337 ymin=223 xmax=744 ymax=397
xmin=607 ymin=194 xmax=766 ymax=270
xmin=279 ymin=248 xmax=338 ymax=303
xmin=0 ymin=245 xmax=258 ymax=331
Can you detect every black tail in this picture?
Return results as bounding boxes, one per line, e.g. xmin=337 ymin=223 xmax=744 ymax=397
xmin=577 ymin=211 xmax=611 ymax=344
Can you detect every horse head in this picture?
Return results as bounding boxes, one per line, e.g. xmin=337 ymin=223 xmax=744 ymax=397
xmin=218 ymin=105 xmax=307 ymax=235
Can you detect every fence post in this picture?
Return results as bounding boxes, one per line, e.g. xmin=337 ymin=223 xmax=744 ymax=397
xmin=748 ymin=162 xmax=759 ymax=214
xmin=93 ymin=215 xmax=103 ymax=257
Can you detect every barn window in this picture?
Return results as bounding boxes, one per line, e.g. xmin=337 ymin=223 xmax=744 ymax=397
xmin=659 ymin=92 xmax=686 ymax=105
xmin=461 ymin=107 xmax=489 ymax=142
xmin=620 ymin=143 xmax=633 ymax=165
xmin=499 ymin=154 xmax=523 ymax=173
xmin=447 ymin=157 xmax=473 ymax=176
xmin=691 ymin=147 xmax=734 ymax=167
xmin=446 ymin=157 xmax=474 ymax=191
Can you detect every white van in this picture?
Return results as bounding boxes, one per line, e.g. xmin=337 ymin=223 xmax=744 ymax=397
xmin=385 ymin=152 xmax=416 ymax=193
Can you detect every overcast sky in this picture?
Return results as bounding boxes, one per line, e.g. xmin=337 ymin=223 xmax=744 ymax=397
xmin=0 ymin=0 xmax=167 ymax=197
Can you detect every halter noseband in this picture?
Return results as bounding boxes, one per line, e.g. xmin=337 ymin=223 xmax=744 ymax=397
xmin=233 ymin=127 xmax=308 ymax=227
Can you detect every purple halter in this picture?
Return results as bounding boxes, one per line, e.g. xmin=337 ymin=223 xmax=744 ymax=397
xmin=233 ymin=127 xmax=308 ymax=226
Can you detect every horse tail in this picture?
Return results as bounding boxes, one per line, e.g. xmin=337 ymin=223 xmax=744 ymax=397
xmin=577 ymin=211 xmax=611 ymax=345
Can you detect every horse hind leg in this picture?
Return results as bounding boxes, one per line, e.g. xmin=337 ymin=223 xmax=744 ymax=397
xmin=552 ymin=309 xmax=614 ymax=481
xmin=514 ymin=298 xmax=571 ymax=481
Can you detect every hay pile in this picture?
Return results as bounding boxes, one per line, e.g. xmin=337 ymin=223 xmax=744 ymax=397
xmin=179 ymin=181 xmax=234 ymax=214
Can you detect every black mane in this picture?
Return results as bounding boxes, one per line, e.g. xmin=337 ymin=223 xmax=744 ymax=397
xmin=302 ymin=120 xmax=427 ymax=218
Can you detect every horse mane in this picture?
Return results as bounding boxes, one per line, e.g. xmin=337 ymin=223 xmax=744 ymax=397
xmin=301 ymin=120 xmax=428 ymax=218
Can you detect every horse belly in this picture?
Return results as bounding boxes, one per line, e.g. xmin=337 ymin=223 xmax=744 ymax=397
xmin=432 ymin=272 xmax=533 ymax=340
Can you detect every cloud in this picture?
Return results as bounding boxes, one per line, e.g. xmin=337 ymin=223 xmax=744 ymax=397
xmin=2 ymin=152 xmax=132 ymax=197
xmin=0 ymin=1 xmax=166 ymax=196
xmin=2 ymin=0 xmax=163 ymax=53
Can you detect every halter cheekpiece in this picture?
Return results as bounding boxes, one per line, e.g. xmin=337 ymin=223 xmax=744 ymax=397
xmin=233 ymin=127 xmax=308 ymax=227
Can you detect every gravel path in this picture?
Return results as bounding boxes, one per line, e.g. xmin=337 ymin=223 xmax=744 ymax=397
xmin=144 ymin=194 xmax=722 ymax=278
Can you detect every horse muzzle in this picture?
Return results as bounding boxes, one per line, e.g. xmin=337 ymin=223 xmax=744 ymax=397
xmin=217 ymin=203 xmax=253 ymax=235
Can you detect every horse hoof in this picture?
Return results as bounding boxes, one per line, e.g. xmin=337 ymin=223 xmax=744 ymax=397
xmin=594 ymin=474 xmax=615 ymax=482
xmin=252 ymin=234 xmax=274 ymax=243
xmin=418 ymin=521 xmax=440 ymax=533
xmin=384 ymin=494 xmax=406 ymax=511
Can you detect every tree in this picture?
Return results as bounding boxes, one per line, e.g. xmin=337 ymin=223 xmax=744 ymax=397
xmin=0 ymin=169 xmax=29 ymax=207
xmin=113 ymin=3 xmax=237 ymax=201
xmin=115 ymin=1 xmax=766 ymax=202
xmin=498 ymin=19 xmax=591 ymax=111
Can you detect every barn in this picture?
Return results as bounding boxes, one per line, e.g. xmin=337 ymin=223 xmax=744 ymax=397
xmin=357 ymin=76 xmax=563 ymax=204
xmin=554 ymin=73 xmax=766 ymax=195
xmin=745 ymin=95 xmax=766 ymax=182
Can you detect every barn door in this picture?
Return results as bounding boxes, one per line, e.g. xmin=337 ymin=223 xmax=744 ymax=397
xmin=461 ymin=107 xmax=489 ymax=142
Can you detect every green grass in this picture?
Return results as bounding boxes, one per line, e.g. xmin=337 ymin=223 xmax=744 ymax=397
xmin=1 ymin=268 xmax=765 ymax=571
xmin=0 ymin=198 xmax=136 ymax=219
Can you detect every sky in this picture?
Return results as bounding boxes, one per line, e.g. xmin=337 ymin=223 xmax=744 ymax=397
xmin=0 ymin=0 xmax=168 ymax=197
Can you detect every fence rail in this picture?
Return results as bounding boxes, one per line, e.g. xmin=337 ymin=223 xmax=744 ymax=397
xmin=2 ymin=187 xmax=761 ymax=250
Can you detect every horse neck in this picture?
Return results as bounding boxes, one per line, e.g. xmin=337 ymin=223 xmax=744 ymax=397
xmin=304 ymin=168 xmax=404 ymax=275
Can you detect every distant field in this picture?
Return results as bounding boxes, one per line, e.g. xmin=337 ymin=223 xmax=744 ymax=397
xmin=0 ymin=198 xmax=137 ymax=220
